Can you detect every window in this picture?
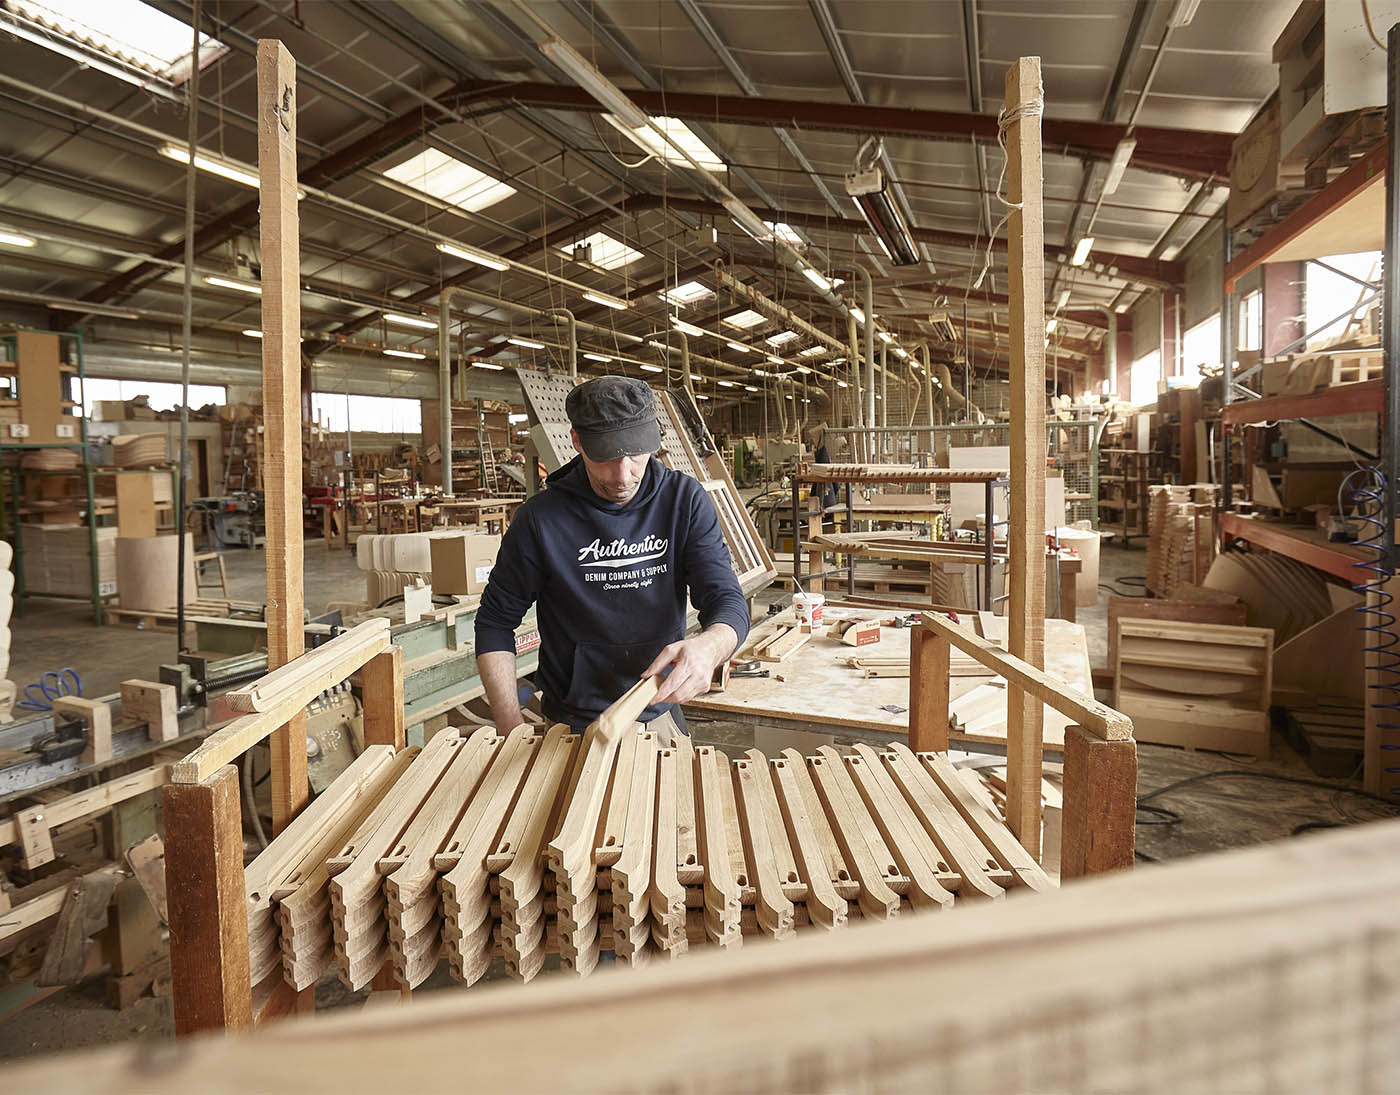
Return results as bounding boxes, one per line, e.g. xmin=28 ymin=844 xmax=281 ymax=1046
xmin=615 ymin=116 xmax=724 ymax=172
xmin=564 ymin=231 xmax=642 ymax=270
xmin=765 ymin=329 xmax=799 ymax=347
xmin=1306 ymin=250 xmax=1381 ymax=347
xmin=1181 ymin=314 xmax=1220 ymax=383
xmin=379 ymin=146 xmax=516 ymax=213
xmin=311 ymin=394 xmax=421 ymax=435
xmin=8 ymin=0 xmax=226 ymax=84
xmin=83 ymin=378 xmax=226 ymax=417
xmin=659 ymin=280 xmax=712 ymax=306
xmin=721 ymin=309 xmax=765 ymax=329
xmin=1130 ymin=350 xmax=1160 ymax=406
xmin=763 ymin=222 xmax=803 ymax=245
xmin=1237 ymin=290 xmax=1262 ymax=352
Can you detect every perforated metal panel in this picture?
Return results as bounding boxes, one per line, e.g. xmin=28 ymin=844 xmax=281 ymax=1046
xmin=653 ymin=390 xmax=701 ymax=479
xmin=516 ymin=368 xmax=579 ymax=472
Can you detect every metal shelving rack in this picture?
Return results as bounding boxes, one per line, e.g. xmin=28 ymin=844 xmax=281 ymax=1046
xmin=0 ymin=328 xmax=109 ymax=624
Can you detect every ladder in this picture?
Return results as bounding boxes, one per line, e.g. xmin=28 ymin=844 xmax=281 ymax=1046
xmin=477 ymin=414 xmax=501 ymax=494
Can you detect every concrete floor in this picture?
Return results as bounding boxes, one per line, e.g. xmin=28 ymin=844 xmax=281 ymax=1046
xmin=2 ymin=538 xmax=1391 ymax=1060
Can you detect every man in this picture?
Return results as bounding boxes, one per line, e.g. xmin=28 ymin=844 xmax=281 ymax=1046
xmin=474 ymin=376 xmax=749 ymax=740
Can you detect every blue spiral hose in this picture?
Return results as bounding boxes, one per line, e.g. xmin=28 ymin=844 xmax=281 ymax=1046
xmin=1344 ymin=468 xmax=1400 ymax=802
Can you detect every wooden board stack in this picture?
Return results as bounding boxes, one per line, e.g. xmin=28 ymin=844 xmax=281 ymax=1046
xmin=1146 ymin=485 xmax=1217 ymax=598
xmin=243 ymin=725 xmax=1053 ymax=994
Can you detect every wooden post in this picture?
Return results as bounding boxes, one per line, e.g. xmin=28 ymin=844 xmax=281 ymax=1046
xmin=359 ymin=645 xmax=407 ymax=996
xmin=1002 ymin=56 xmax=1047 ymax=859
xmin=163 ymin=767 xmax=252 ymax=1035
xmin=908 ymin=626 xmax=949 ymax=752
xmin=257 ymin=40 xmax=307 ymax=836
xmin=361 ymin=647 xmax=406 ymax=751
xmin=1060 ymin=725 xmax=1137 ymax=879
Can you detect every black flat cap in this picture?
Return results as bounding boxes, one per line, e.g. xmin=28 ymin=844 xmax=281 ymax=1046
xmin=565 ymin=375 xmax=662 ymax=461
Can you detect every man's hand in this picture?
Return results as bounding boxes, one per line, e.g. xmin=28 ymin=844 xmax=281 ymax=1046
xmin=644 ymin=623 xmax=738 ymax=707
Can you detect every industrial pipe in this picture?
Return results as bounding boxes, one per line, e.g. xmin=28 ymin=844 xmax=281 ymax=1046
xmin=1083 ymin=305 xmax=1118 ymax=393
xmin=550 ymin=308 xmax=578 ymax=378
xmin=438 ymin=289 xmax=454 ymax=495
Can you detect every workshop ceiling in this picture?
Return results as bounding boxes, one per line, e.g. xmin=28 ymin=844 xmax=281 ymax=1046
xmin=0 ymin=0 xmax=1297 ymax=395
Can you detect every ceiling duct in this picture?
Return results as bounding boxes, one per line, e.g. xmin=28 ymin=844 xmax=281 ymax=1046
xmin=845 ymin=138 xmax=919 ymax=266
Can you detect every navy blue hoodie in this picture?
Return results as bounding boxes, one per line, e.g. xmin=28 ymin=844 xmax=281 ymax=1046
xmin=474 ymin=455 xmax=750 ymax=727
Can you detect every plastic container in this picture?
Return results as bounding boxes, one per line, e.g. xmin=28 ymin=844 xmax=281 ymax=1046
xmin=1055 ymin=525 xmax=1102 ymax=607
xmin=793 ymin=591 xmax=825 ymax=629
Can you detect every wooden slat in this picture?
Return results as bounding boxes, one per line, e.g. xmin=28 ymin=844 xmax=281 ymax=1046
xmin=257 ymin=39 xmax=307 ymax=836
xmin=1003 ymin=54 xmax=1047 ymax=861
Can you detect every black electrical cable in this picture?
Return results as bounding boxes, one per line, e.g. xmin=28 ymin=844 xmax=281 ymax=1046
xmin=1135 ymin=769 xmax=1400 ymax=830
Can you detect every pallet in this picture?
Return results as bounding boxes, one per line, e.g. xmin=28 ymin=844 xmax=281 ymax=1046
xmin=103 ymin=607 xmax=184 ymax=633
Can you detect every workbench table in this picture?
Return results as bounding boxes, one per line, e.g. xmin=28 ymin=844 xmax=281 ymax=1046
xmin=686 ymin=608 xmax=1092 ymax=752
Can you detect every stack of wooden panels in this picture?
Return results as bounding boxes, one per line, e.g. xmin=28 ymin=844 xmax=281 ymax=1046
xmin=1112 ymin=618 xmax=1274 ymax=757
xmin=1203 ymin=551 xmax=1340 ymax=645
xmin=19 ymin=524 xmax=117 ymax=597
xmin=1146 ymin=485 xmax=1217 ymax=598
xmin=111 ymin=434 xmax=167 ymax=468
xmin=247 ymin=727 xmax=1053 ymax=994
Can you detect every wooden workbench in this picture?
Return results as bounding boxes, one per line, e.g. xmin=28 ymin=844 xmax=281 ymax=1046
xmin=687 ymin=607 xmax=1093 ymax=751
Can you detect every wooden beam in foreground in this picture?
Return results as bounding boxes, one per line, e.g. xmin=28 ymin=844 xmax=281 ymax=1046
xmin=257 ymin=38 xmax=306 ymax=836
xmin=1003 ymin=55 xmax=1047 ymax=860
xmin=14 ymin=819 xmax=1400 ymax=1089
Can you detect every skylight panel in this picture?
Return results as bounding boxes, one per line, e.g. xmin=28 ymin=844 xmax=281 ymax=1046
xmin=566 ymin=231 xmax=643 ymax=270
xmin=721 ymin=309 xmax=765 ymax=330
xmin=617 ymin=116 xmax=725 ymax=172
xmin=765 ymin=329 xmax=799 ymax=347
xmin=798 ymin=345 xmax=826 ymax=357
xmin=659 ymin=280 xmax=713 ymax=306
xmin=10 ymin=0 xmax=226 ymax=83
xmin=381 ymin=147 xmax=516 ymax=213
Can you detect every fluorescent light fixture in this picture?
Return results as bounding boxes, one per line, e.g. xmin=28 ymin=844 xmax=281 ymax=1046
xmin=1071 ymin=237 xmax=1095 ymax=266
xmin=764 ymin=221 xmax=802 ymax=245
xmin=846 ymin=164 xmax=920 ymax=266
xmin=659 ymin=280 xmax=712 ymax=305
xmin=765 ymin=330 xmax=798 ymax=348
xmin=0 ymin=230 xmax=36 ymax=247
xmin=876 ymin=331 xmax=894 ymax=344
xmin=837 ymin=380 xmax=848 ymax=388
xmin=205 ymin=275 xmax=261 ymax=295
xmin=723 ymin=197 xmax=771 ymax=242
xmin=565 ymin=231 xmax=643 ymax=270
xmin=1046 ymin=318 xmax=1059 ymax=335
xmin=695 ymin=394 xmax=711 ymax=401
xmin=850 ymin=307 xmax=866 ymax=324
xmin=717 ymin=380 xmax=735 ymax=387
xmin=802 ymin=266 xmax=832 ymax=292
xmin=796 ymin=366 xmax=812 ymax=374
xmin=744 ymin=385 xmax=758 ymax=392
xmin=754 ymin=368 xmax=768 ymax=377
xmin=1102 ymin=138 xmax=1136 ymax=195
xmin=159 ymin=143 xmax=305 ymax=199
xmin=1168 ymin=0 xmax=1201 ymax=26
xmin=10 ymin=0 xmax=227 ymax=86
xmin=385 ymin=312 xmax=438 ymax=331
xmin=583 ymin=352 xmax=612 ymax=363
xmin=539 ymin=37 xmax=649 ymax=130
xmin=721 ymin=308 xmax=765 ymax=329
xmin=689 ymin=373 xmax=703 ymax=382
xmin=1115 ymin=302 xmax=1130 ymax=314
xmin=582 ymin=290 xmax=629 ymax=310
xmin=764 ymin=356 xmax=782 ymax=366
xmin=671 ymin=317 xmax=706 ymax=338
xmin=639 ymin=363 xmax=664 ymax=373
xmin=507 ymin=336 xmax=544 ymax=349
xmin=383 ymin=348 xmax=426 ymax=360
xmin=725 ymin=341 xmax=751 ymax=354
xmin=380 ymin=146 xmax=515 ymax=212
xmin=1056 ymin=289 xmax=1071 ymax=310
xmin=893 ymin=346 xmax=909 ymax=359
xmin=471 ymin=361 xmax=505 ymax=371
xmin=437 ymin=241 xmax=509 ymax=271
xmin=618 ymin=116 xmax=724 ymax=171
xmin=241 ymin=329 xmax=262 ymax=338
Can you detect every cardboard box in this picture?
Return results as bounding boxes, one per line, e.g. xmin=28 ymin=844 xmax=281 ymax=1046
xmin=430 ymin=532 xmax=501 ymax=595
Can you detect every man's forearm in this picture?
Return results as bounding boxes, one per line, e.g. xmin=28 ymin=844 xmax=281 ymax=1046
xmin=477 ymin=649 xmax=524 ymax=730
xmin=700 ymin=622 xmax=739 ymax=665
